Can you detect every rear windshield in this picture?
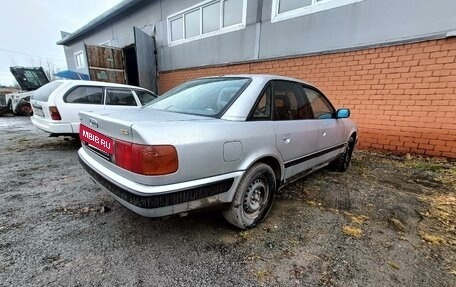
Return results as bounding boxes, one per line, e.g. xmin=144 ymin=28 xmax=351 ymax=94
xmin=143 ymin=77 xmax=250 ymax=117
xmin=32 ymin=81 xmax=63 ymax=102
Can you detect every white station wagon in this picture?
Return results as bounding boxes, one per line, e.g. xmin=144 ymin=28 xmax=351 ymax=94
xmin=78 ymin=75 xmax=357 ymax=229
xmin=30 ymin=80 xmax=157 ymax=136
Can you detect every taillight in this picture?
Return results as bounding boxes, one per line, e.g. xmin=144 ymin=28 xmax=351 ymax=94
xmin=114 ymin=140 xmax=178 ymax=175
xmin=49 ymin=106 xmax=61 ymax=120
xmin=114 ymin=140 xmax=132 ymax=171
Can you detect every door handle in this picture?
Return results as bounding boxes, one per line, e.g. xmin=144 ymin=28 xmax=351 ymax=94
xmin=322 ymin=130 xmax=327 ymax=137
xmin=283 ymin=138 xmax=291 ymax=143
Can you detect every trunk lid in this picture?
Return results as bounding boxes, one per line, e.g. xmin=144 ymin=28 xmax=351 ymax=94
xmin=79 ymin=111 xmax=134 ymax=143
xmin=105 ymin=108 xmax=216 ymax=123
xmin=79 ymin=108 xmax=215 ymax=145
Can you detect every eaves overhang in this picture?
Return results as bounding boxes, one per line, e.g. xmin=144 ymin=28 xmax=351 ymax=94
xmin=56 ymin=0 xmax=147 ymax=46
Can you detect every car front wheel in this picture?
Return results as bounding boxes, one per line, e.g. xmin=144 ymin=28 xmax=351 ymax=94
xmin=330 ymin=136 xmax=356 ymax=172
xmin=223 ymin=163 xmax=276 ymax=229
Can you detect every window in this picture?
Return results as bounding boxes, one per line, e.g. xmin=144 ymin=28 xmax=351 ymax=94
xmin=271 ymin=0 xmax=364 ymax=23
xmin=135 ymin=90 xmax=157 ymax=106
xmin=223 ymin=0 xmax=243 ymax=27
xmin=273 ymin=81 xmax=313 ymax=121
xmin=74 ymin=51 xmax=85 ymax=69
xmin=185 ymin=9 xmax=200 ymax=38
xmin=105 ymin=89 xmax=137 ymax=106
xmin=251 ymin=84 xmax=272 ymax=120
xmin=202 ymin=2 xmax=220 ymax=33
xmin=64 ymin=86 xmax=103 ymax=104
xmin=32 ymin=82 xmax=63 ymax=102
xmin=168 ymin=0 xmax=247 ymax=45
xmin=303 ymin=87 xmax=335 ymax=119
xmin=279 ymin=0 xmax=314 ymax=13
xmin=170 ymin=17 xmax=184 ymax=41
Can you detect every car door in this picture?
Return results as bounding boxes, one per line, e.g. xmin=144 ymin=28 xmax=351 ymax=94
xmin=303 ymin=86 xmax=346 ymax=163
xmin=271 ymin=81 xmax=321 ymax=180
xmin=104 ymin=88 xmax=140 ymax=112
xmin=61 ymin=85 xmax=105 ymax=133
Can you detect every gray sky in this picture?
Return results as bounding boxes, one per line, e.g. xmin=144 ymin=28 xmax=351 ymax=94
xmin=0 ymin=0 xmax=123 ymax=86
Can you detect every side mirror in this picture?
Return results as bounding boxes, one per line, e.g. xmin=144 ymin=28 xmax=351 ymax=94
xmin=336 ymin=108 xmax=350 ymax=119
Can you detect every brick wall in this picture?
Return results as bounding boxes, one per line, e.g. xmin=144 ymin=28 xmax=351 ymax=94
xmin=159 ymin=38 xmax=456 ymax=158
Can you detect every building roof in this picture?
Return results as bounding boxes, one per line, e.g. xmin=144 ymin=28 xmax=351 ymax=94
xmin=56 ymin=0 xmax=146 ymax=46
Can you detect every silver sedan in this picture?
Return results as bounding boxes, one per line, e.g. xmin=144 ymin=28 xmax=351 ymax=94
xmin=78 ymin=74 xmax=357 ymax=229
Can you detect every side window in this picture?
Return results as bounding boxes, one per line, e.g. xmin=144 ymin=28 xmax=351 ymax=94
xmin=105 ymin=89 xmax=137 ymax=106
xmin=135 ymin=90 xmax=157 ymax=105
xmin=272 ymin=81 xmax=313 ymax=121
xmin=64 ymin=86 xmax=103 ymax=104
xmin=251 ymin=84 xmax=272 ymax=120
xmin=304 ymin=87 xmax=335 ymax=119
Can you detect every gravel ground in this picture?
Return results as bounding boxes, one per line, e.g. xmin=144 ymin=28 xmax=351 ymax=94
xmin=0 ymin=116 xmax=455 ymax=287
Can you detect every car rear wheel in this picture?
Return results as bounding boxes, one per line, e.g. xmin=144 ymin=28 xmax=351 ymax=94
xmin=223 ymin=163 xmax=276 ymax=229
xmin=330 ymin=136 xmax=355 ymax=172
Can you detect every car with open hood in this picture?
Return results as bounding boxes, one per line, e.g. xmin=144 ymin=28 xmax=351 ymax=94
xmin=78 ymin=74 xmax=357 ymax=229
xmin=0 ymin=66 xmax=50 ymax=116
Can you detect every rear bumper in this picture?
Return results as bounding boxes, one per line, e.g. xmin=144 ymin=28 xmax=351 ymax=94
xmin=30 ymin=115 xmax=74 ymax=134
xmin=78 ymin=147 xmax=243 ymax=217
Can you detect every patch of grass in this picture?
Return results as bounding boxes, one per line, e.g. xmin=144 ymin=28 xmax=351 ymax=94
xmin=253 ymin=269 xmax=272 ymax=283
xmin=288 ymin=239 xmax=300 ymax=247
xmin=398 ymin=233 xmax=409 ymax=241
xmin=420 ymin=232 xmax=446 ymax=245
xmin=389 ymin=218 xmax=406 ymax=232
xmin=239 ymin=230 xmax=252 ymax=241
xmin=341 ymin=211 xmax=369 ymax=225
xmin=402 ymin=154 xmax=448 ymax=171
xmin=388 ymin=261 xmax=400 ymax=270
xmin=425 ymin=194 xmax=455 ymax=226
xmin=342 ymin=226 xmax=362 ymax=238
xmin=409 ymin=161 xmax=446 ymax=172
xmin=437 ymin=168 xmax=456 ymax=186
xmin=306 ymin=200 xmax=322 ymax=207
xmin=419 ymin=193 xmax=455 ymax=245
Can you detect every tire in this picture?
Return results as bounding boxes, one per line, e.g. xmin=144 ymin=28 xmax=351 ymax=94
xmin=330 ymin=136 xmax=356 ymax=172
xmin=16 ymin=102 xmax=33 ymax=116
xmin=223 ymin=163 xmax=276 ymax=229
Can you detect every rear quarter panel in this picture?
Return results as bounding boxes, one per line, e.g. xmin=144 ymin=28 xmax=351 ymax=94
xmin=128 ymin=120 xmax=281 ymax=186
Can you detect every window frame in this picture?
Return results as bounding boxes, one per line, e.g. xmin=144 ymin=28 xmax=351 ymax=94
xmin=167 ymin=0 xmax=247 ymax=46
xmin=271 ymin=80 xmax=314 ymax=121
xmin=247 ymin=83 xmax=273 ymax=121
xmin=104 ymin=88 xmax=139 ymax=106
xmin=133 ymin=89 xmax=157 ymax=106
xmin=271 ymin=0 xmax=364 ymax=23
xmin=74 ymin=51 xmax=85 ymax=69
xmin=63 ymin=85 xmax=104 ymax=105
xmin=248 ymin=80 xmax=319 ymax=122
xmin=302 ymin=84 xmax=336 ymax=119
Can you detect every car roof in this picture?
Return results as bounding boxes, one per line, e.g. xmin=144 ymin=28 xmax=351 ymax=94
xmin=52 ymin=80 xmax=152 ymax=91
xmin=202 ymin=74 xmax=314 ymax=87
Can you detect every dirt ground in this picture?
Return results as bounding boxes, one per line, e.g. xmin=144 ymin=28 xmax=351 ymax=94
xmin=0 ymin=116 xmax=455 ymax=287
